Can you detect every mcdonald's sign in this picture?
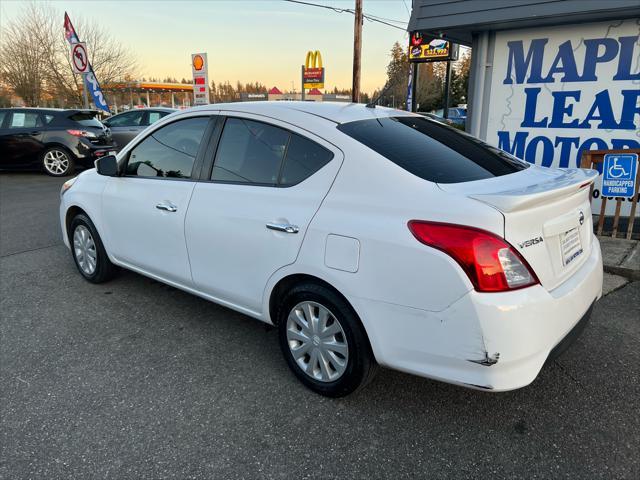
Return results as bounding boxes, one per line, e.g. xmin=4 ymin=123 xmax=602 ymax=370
xmin=303 ymin=50 xmax=325 ymax=89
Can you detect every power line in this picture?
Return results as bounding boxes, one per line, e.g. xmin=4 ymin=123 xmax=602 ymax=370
xmin=402 ymin=0 xmax=411 ymax=17
xmin=283 ymin=0 xmax=408 ymax=31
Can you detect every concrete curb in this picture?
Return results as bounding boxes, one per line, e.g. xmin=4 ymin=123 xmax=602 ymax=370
xmin=599 ymin=236 xmax=640 ymax=282
xmin=603 ymin=265 xmax=640 ymax=281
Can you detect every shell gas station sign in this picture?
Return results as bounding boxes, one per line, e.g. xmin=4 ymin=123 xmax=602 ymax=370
xmin=191 ymin=52 xmax=210 ymax=105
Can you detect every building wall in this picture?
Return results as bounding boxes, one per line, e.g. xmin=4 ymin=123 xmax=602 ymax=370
xmin=480 ymin=19 xmax=639 ymax=214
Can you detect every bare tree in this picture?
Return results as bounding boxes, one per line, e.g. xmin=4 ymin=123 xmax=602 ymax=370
xmin=0 ymin=5 xmax=48 ymax=106
xmin=0 ymin=2 xmax=137 ymax=107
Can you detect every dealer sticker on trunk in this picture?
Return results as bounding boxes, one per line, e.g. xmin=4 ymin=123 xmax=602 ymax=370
xmin=561 ymin=228 xmax=583 ymax=267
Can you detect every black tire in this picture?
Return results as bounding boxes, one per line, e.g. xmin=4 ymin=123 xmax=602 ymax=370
xmin=69 ymin=213 xmax=117 ymax=283
xmin=42 ymin=146 xmax=75 ymax=177
xmin=277 ymin=282 xmax=378 ymax=397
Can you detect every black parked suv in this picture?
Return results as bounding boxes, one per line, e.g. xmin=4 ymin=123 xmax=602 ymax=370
xmin=0 ymin=108 xmax=115 ymax=176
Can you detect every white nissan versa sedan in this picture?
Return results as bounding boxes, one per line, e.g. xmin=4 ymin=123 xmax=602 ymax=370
xmin=59 ymin=102 xmax=603 ymax=397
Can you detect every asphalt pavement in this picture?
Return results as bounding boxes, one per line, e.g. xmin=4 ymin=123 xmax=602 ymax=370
xmin=1 ymin=172 xmax=639 ymax=479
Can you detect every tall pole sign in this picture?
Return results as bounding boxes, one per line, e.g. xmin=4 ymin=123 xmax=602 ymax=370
xmin=191 ymin=53 xmax=210 ymax=106
xmin=302 ymin=50 xmax=325 ymax=100
xmin=408 ymin=32 xmax=459 ymax=115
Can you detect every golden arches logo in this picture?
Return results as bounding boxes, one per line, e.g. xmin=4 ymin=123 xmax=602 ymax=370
xmin=305 ymin=50 xmax=323 ymax=69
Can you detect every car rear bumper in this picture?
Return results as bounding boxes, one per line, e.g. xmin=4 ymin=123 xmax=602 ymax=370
xmin=351 ymin=236 xmax=603 ymax=391
xmin=73 ymin=142 xmax=116 ymax=166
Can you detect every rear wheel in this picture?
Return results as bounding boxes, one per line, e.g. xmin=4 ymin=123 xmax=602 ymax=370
xmin=277 ymin=282 xmax=378 ymax=397
xmin=69 ymin=213 xmax=116 ymax=283
xmin=42 ymin=147 xmax=74 ymax=176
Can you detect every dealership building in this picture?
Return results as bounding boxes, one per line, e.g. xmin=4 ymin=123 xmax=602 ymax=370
xmin=409 ymin=0 xmax=640 ymax=213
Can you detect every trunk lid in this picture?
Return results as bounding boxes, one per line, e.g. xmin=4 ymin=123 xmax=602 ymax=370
xmin=438 ymin=166 xmax=598 ymax=291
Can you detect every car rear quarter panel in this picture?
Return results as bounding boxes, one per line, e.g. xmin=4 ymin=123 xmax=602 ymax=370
xmin=303 ymin=137 xmax=505 ymax=311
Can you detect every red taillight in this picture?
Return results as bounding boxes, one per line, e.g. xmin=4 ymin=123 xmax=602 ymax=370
xmin=67 ymin=129 xmax=96 ymax=138
xmin=407 ymin=221 xmax=539 ymax=292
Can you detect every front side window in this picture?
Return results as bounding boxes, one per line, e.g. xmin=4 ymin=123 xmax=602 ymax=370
xmin=146 ymin=111 xmax=163 ymax=125
xmin=125 ymin=117 xmax=209 ymax=179
xmin=9 ymin=112 xmax=42 ymax=128
xmin=337 ymin=116 xmax=528 ymax=184
xmin=211 ymin=118 xmax=333 ymax=186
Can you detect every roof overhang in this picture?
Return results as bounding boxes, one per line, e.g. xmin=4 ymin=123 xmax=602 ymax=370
xmin=408 ymin=0 xmax=640 ymax=46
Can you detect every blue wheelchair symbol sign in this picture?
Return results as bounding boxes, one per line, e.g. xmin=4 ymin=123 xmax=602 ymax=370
xmin=602 ymin=153 xmax=638 ymax=198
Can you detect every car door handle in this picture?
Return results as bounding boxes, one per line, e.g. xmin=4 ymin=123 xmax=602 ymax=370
xmin=266 ymin=223 xmax=299 ymax=234
xmin=156 ymin=202 xmax=177 ymax=212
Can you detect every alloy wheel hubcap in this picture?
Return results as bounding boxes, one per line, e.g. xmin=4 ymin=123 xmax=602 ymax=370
xmin=73 ymin=225 xmax=97 ymax=275
xmin=286 ymin=301 xmax=349 ymax=382
xmin=44 ymin=150 xmax=69 ymax=174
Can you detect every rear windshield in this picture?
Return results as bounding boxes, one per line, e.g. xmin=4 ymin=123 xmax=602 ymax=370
xmin=337 ymin=116 xmax=528 ymax=183
xmin=68 ymin=113 xmax=103 ymax=128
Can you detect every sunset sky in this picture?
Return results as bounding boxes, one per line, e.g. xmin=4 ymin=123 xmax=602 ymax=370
xmin=1 ymin=0 xmax=411 ymax=93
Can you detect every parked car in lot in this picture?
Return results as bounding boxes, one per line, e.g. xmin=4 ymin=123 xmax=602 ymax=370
xmin=0 ymin=108 xmax=115 ymax=176
xmin=102 ymin=107 xmax=175 ymax=150
xmin=59 ymin=102 xmax=603 ymax=397
xmin=433 ymin=107 xmax=467 ymax=127
xmin=417 ymin=111 xmax=456 ymax=126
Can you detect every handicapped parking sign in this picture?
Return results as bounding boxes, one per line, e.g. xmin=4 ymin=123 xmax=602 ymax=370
xmin=601 ymin=153 xmax=638 ymax=198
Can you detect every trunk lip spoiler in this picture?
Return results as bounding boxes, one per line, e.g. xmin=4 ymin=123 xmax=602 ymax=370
xmin=464 ymin=169 xmax=598 ymax=213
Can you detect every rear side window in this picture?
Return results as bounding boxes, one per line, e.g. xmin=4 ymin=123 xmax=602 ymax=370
xmin=338 ymin=117 xmax=528 ymax=184
xmin=69 ymin=113 xmax=103 ymax=128
xmin=9 ymin=112 xmax=42 ymax=128
xmin=279 ymin=134 xmax=333 ymax=186
xmin=211 ymin=117 xmax=333 ymax=186
xmin=126 ymin=117 xmax=208 ymax=179
xmin=0 ymin=111 xmax=6 ymax=127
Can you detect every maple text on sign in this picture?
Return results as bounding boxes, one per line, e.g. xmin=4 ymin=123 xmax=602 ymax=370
xmin=495 ymin=32 xmax=640 ymax=169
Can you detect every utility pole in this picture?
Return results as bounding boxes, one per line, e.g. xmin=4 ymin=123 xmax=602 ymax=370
xmin=351 ymin=0 xmax=363 ymax=103
xmin=410 ymin=63 xmax=418 ymax=112
xmin=81 ymin=74 xmax=90 ymax=109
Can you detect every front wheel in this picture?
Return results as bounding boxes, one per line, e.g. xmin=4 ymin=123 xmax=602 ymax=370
xmin=69 ymin=213 xmax=117 ymax=283
xmin=42 ymin=147 xmax=75 ymax=176
xmin=277 ymin=282 xmax=378 ymax=397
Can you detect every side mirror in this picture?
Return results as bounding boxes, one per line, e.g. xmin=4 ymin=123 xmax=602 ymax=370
xmin=95 ymin=155 xmax=118 ymax=176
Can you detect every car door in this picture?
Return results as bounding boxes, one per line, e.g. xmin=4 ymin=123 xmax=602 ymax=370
xmin=0 ymin=111 xmax=46 ymax=167
xmin=106 ymin=110 xmax=145 ymax=150
xmin=101 ymin=115 xmax=214 ymax=286
xmin=185 ymin=114 xmax=342 ymax=313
